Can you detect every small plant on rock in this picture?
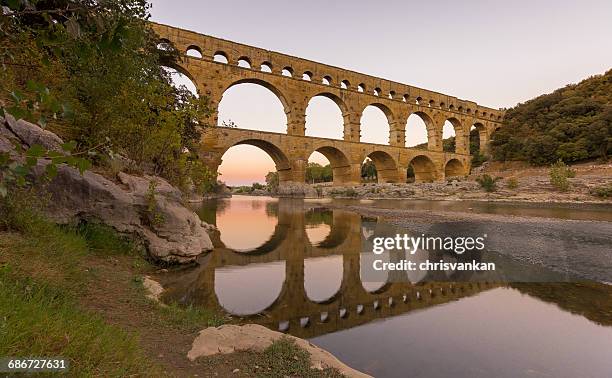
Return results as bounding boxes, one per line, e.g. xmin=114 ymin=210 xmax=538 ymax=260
xmin=145 ymin=181 xmax=165 ymax=227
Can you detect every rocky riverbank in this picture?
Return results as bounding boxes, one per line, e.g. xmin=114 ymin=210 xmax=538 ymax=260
xmin=327 ymin=202 xmax=612 ymax=282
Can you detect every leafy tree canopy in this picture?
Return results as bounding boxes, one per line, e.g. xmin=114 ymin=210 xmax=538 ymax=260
xmin=490 ymin=70 xmax=611 ymax=165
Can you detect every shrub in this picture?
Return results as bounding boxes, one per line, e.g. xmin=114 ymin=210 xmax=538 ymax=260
xmin=471 ymin=152 xmax=488 ymax=168
xmin=507 ymin=177 xmax=519 ymax=189
xmin=590 ymin=184 xmax=612 ymax=198
xmin=549 ymin=159 xmax=576 ymax=191
xmin=476 ymin=174 xmax=501 ymax=192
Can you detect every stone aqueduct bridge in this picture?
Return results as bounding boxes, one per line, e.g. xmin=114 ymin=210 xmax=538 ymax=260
xmin=163 ymin=201 xmax=501 ymax=339
xmin=152 ymin=23 xmax=505 ymax=184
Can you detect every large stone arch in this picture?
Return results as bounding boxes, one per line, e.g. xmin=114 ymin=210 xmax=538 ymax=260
xmin=471 ymin=122 xmax=487 ymax=155
xmin=308 ymin=145 xmax=353 ymax=185
xmin=364 ymin=150 xmax=400 ymax=183
xmin=408 ymin=110 xmax=441 ymax=152
xmin=444 ymin=158 xmax=466 ymax=179
xmin=305 ymin=92 xmax=349 ymax=140
xmin=408 ymin=155 xmax=438 ymax=183
xmin=363 ymin=102 xmax=394 ymax=124
xmin=221 ymin=78 xmax=292 ymax=130
xmin=223 ymin=138 xmax=293 ymax=182
xmin=445 ymin=117 xmax=469 ymax=154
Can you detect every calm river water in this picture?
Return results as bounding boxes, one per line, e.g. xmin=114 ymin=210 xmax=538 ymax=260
xmin=161 ymin=196 xmax=612 ymax=378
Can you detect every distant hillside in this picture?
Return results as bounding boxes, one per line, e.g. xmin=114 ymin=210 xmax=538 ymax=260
xmin=491 ymin=69 xmax=611 ymax=165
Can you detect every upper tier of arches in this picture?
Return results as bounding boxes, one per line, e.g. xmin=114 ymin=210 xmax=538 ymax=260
xmin=152 ymin=23 xmax=504 ymax=123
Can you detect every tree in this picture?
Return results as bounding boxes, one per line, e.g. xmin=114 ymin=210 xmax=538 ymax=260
xmin=265 ymin=171 xmax=279 ymax=193
xmin=361 ymin=159 xmax=377 ymax=181
xmin=0 ymin=0 xmax=212 ymax=191
xmin=489 ymin=70 xmax=612 ymax=165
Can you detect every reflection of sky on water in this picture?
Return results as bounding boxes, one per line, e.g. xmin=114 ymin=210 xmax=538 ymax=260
xmin=215 ymin=262 xmax=285 ymax=315
xmin=311 ymin=287 xmax=612 ymax=378
xmin=216 ymin=196 xmax=278 ymax=251
xmin=304 ymin=255 xmax=343 ymax=303
xmin=305 ymin=224 xmax=331 ymax=246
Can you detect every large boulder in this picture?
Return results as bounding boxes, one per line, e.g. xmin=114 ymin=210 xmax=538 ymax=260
xmin=188 ymin=324 xmax=372 ymax=378
xmin=1 ymin=116 xmax=213 ymax=263
xmin=41 ymin=166 xmax=213 ymax=263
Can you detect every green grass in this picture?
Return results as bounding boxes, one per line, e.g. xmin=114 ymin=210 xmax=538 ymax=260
xmin=0 ymin=191 xmax=229 ymax=374
xmin=158 ymin=302 xmax=225 ymax=332
xmin=245 ymin=337 xmax=344 ymax=378
xmin=0 ymin=268 xmax=159 ymax=376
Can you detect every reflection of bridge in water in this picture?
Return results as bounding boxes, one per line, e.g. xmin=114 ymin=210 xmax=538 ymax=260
xmin=165 ymin=198 xmax=500 ymax=339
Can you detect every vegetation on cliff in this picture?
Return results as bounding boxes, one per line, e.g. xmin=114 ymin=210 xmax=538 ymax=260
xmin=0 ymin=0 xmax=215 ymax=193
xmin=491 ymin=70 xmax=612 ymax=165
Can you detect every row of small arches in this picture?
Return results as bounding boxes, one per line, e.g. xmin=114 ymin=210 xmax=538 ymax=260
xmin=160 ymin=40 xmax=501 ymax=121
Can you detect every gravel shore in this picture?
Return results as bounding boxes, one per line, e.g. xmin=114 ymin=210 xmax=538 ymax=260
xmin=332 ymin=203 xmax=612 ymax=283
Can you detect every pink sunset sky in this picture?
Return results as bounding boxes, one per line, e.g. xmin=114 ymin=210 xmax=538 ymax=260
xmin=151 ymin=0 xmax=612 ymax=186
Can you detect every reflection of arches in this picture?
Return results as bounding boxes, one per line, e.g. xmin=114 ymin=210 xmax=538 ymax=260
xmin=309 ymin=146 xmax=351 ymax=185
xmin=365 ymin=151 xmax=399 ymax=183
xmin=360 ymin=251 xmax=389 ymax=293
xmin=307 ymin=209 xmax=351 ymax=249
xmin=215 ymin=261 xmax=286 ymax=315
xmin=305 ymin=94 xmax=346 ymax=140
xmin=445 ymin=159 xmax=465 ymax=178
xmin=304 ymin=255 xmax=343 ymax=303
xmin=409 ymin=155 xmax=437 ymax=183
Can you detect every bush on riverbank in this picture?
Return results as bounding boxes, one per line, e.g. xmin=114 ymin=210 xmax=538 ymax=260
xmin=590 ymin=184 xmax=612 ymax=198
xmin=476 ymin=174 xmax=501 ymax=192
xmin=549 ymin=160 xmax=576 ymax=191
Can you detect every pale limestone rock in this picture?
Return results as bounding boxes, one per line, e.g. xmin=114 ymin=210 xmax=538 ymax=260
xmin=42 ymin=166 xmax=213 ymax=263
xmin=188 ymin=324 xmax=372 ymax=378
xmin=143 ymin=276 xmax=164 ymax=302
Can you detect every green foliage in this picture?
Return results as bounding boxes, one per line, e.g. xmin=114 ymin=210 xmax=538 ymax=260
xmin=443 ymin=136 xmax=455 ymax=153
xmin=157 ymin=302 xmax=224 ymax=332
xmin=265 ymin=171 xmax=279 ymax=193
xmin=306 ymin=162 xmax=333 ymax=183
xmin=549 ymin=159 xmax=575 ymax=191
xmin=476 ymin=174 xmax=501 ymax=192
xmin=0 ymin=268 xmax=158 ymax=376
xmin=0 ymin=0 xmax=212 ymax=189
xmin=245 ymin=337 xmax=344 ymax=378
xmin=361 ymin=159 xmax=377 ymax=181
xmin=506 ymin=177 xmax=519 ymax=189
xmin=144 ymin=180 xmax=164 ymax=227
xmin=590 ymin=184 xmax=612 ymax=198
xmin=471 ymin=152 xmax=488 ymax=168
xmin=188 ymin=160 xmax=218 ymax=195
xmin=491 ymin=70 xmax=612 ymax=165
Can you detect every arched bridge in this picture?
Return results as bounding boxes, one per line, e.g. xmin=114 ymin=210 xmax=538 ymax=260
xmin=152 ymin=23 xmax=504 ymax=184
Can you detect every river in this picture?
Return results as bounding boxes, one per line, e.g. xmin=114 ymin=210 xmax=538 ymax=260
xmin=160 ymin=195 xmax=612 ymax=378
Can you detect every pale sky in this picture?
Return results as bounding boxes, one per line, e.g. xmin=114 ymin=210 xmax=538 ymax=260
xmin=151 ymin=0 xmax=612 ymax=185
